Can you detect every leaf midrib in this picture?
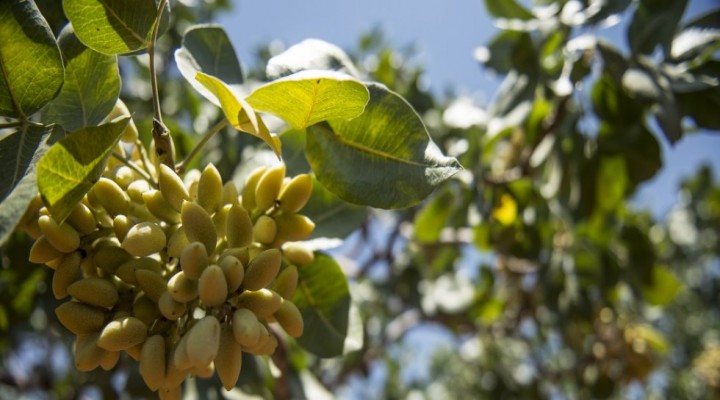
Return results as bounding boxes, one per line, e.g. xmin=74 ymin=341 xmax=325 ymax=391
xmin=98 ymin=0 xmax=148 ymax=47
xmin=323 ymin=125 xmax=429 ymax=168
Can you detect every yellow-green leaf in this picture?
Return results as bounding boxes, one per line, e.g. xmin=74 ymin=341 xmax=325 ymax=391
xmin=195 ymin=72 xmax=281 ymax=157
xmin=37 ymin=119 xmax=129 ymax=223
xmin=246 ymin=70 xmax=369 ymax=129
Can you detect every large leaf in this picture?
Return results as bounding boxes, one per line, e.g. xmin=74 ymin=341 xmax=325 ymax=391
xmin=194 ymin=72 xmax=281 ymax=157
xmin=0 ymin=0 xmax=64 ymax=119
xmin=42 ymin=25 xmax=120 ymax=132
xmin=292 ymin=252 xmax=351 ymax=358
xmin=306 ymin=83 xmax=461 ymax=209
xmin=677 ymin=87 xmax=720 ymax=130
xmin=628 ymin=0 xmax=688 ymax=56
xmin=175 ymin=24 xmax=244 ymax=104
xmin=62 ymin=0 xmax=158 ymax=55
xmin=303 ymin=176 xmax=367 ymax=239
xmin=246 ymin=70 xmax=369 ymax=129
xmin=266 ymin=38 xmax=360 ymax=80
xmin=642 ymin=265 xmax=683 ymax=306
xmin=483 ymin=0 xmax=533 ymax=20
xmin=36 ymin=118 xmax=129 ymax=223
xmin=0 ymin=125 xmax=53 ymax=245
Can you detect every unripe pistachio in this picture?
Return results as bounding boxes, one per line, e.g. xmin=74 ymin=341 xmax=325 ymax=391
xmin=219 ymin=255 xmax=244 ymax=293
xmin=244 ymin=248 xmax=282 ymax=291
xmin=67 ymin=202 xmax=97 ymax=235
xmin=113 ymin=214 xmax=133 ymax=242
xmin=127 ymin=179 xmax=151 ymax=203
xmin=277 ymin=174 xmax=312 ymax=213
xmin=212 ymin=204 xmax=231 ymax=238
xmin=29 ymin=236 xmax=64 ymax=264
xmin=225 ymin=204 xmax=253 ymax=248
xmin=143 ymin=190 xmax=181 ymax=224
xmin=198 ymin=265 xmax=228 ymax=307
xmin=222 ymin=181 xmax=239 ymax=206
xmin=56 ymin=301 xmax=107 ymax=334
xmin=185 ymin=316 xmax=220 ymax=368
xmin=109 ymin=165 xmax=135 ymax=189
xmin=105 ymin=99 xmax=139 ymax=143
xmin=67 ymin=277 xmax=119 ymax=308
xmin=253 ymin=215 xmax=277 ymax=244
xmin=282 ymin=242 xmax=315 ymax=265
xmin=38 ymin=215 xmax=80 ymax=253
xmin=92 ymin=177 xmax=130 ymax=216
xmin=271 ymin=265 xmax=299 ymax=299
xmin=167 ymin=271 xmax=198 ymax=303
xmin=231 ymin=308 xmax=262 ymax=348
xmin=273 ymin=213 xmax=315 ymax=245
xmin=158 ymin=292 xmax=186 ymax=320
xmin=121 ymin=221 xmax=166 ymax=257
xmin=158 ymin=164 xmax=190 ymax=212
xmin=140 ymin=335 xmax=166 ymax=391
xmin=52 ymin=252 xmax=82 ymax=299
xmin=181 ymin=201 xmax=217 ymax=254
xmin=197 ymin=163 xmax=223 ymax=213
xmin=215 ymin=325 xmax=243 ymax=390
xmin=180 ymin=241 xmax=208 ymax=279
xmin=255 ymin=164 xmax=286 ymax=212
xmin=74 ymin=333 xmax=106 ymax=372
xmin=236 ymin=289 xmax=283 ymax=319
xmin=167 ymin=226 xmax=189 ymax=259
xmin=274 ymin=299 xmax=304 ymax=338
xmin=115 ymin=257 xmax=163 ymax=286
xmin=97 ymin=316 xmax=147 ymax=351
xmin=241 ymin=167 xmax=266 ymax=211
xmin=135 ymin=269 xmax=167 ymax=303
xmin=100 ymin=350 xmax=120 ymax=371
xmin=133 ymin=293 xmax=162 ymax=326
xmin=93 ymin=245 xmax=133 ymax=274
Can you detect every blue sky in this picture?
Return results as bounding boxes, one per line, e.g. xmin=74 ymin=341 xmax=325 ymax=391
xmin=219 ymin=0 xmax=720 ymax=217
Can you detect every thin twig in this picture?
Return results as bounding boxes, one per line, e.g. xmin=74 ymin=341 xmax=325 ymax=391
xmin=0 ymin=122 xmax=22 ymax=129
xmin=176 ymin=119 xmax=229 ymax=174
xmin=111 ymin=152 xmax=155 ymax=187
xmin=134 ymin=139 xmax=158 ymax=186
xmin=148 ymin=0 xmax=175 ymax=169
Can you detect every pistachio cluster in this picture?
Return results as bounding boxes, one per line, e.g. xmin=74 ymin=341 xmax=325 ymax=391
xmin=20 ymin=152 xmax=316 ymax=398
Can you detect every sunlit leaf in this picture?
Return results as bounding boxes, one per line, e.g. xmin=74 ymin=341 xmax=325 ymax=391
xmin=595 ymin=156 xmax=627 ymax=213
xmin=37 ymin=119 xmax=128 ymax=223
xmin=642 ymin=265 xmax=683 ymax=307
xmin=0 ymin=0 xmax=64 ymax=118
xmin=293 ymin=252 xmax=350 ymax=358
xmin=175 ymin=24 xmax=244 ymax=104
xmin=0 ymin=125 xmax=53 ymax=244
xmin=195 ymin=72 xmax=281 ymax=157
xmin=493 ymin=194 xmax=518 ymax=226
xmin=246 ymin=70 xmax=369 ymax=129
xmin=414 ymin=188 xmax=456 ymax=242
xmin=266 ymin=38 xmax=360 ymax=80
xmin=306 ymin=83 xmax=461 ymax=209
xmin=62 ymin=0 xmax=158 ymax=55
xmin=42 ymin=25 xmax=120 ymax=132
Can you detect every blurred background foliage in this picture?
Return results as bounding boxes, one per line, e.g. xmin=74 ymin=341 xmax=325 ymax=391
xmin=2 ymin=0 xmax=720 ymax=399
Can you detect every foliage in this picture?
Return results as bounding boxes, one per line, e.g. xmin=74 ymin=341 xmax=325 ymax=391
xmin=0 ymin=0 xmax=719 ymax=399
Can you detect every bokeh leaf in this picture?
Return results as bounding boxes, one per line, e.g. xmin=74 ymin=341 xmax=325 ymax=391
xmin=0 ymin=0 xmax=64 ymax=118
xmin=293 ymin=252 xmax=350 ymax=358
xmin=62 ymin=0 xmax=158 ymax=55
xmin=37 ymin=118 xmax=129 ymax=223
xmin=0 ymin=125 xmax=53 ymax=245
xmin=42 ymin=25 xmax=120 ymax=132
xmin=306 ymin=83 xmax=461 ymax=209
xmin=195 ymin=72 xmax=281 ymax=157
xmin=642 ymin=265 xmax=683 ymax=307
xmin=628 ymin=0 xmax=688 ymax=55
xmin=246 ymin=70 xmax=369 ymax=129
xmin=266 ymin=38 xmax=360 ymax=80
xmin=175 ymin=24 xmax=243 ymax=105
xmin=483 ymin=0 xmax=533 ymax=20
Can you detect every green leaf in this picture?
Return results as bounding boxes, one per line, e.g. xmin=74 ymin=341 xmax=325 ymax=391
xmin=642 ymin=265 xmax=683 ymax=307
xmin=595 ymin=156 xmax=627 ymax=214
xmin=246 ymin=70 xmax=369 ymax=129
xmin=292 ymin=252 xmax=350 ymax=358
xmin=479 ymin=31 xmax=537 ymax=76
xmin=306 ymin=83 xmax=461 ymax=209
xmin=592 ymin=72 xmax=643 ymax=125
xmin=62 ymin=0 xmax=158 ymax=55
xmin=36 ymin=118 xmax=129 ymax=223
xmin=414 ymin=188 xmax=455 ymax=243
xmin=677 ymin=87 xmax=720 ymax=130
xmin=266 ymin=38 xmax=360 ymax=80
xmin=483 ymin=0 xmax=533 ymax=20
xmin=195 ymin=72 xmax=281 ymax=157
xmin=0 ymin=125 xmax=53 ymax=245
xmin=303 ymin=176 xmax=366 ymax=239
xmin=42 ymin=25 xmax=120 ymax=132
xmin=628 ymin=0 xmax=688 ymax=55
xmin=280 ymin=128 xmax=311 ymax=174
xmin=175 ymin=24 xmax=244 ymax=104
xmin=598 ymin=123 xmax=662 ymax=186
xmin=0 ymin=0 xmax=64 ymax=119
